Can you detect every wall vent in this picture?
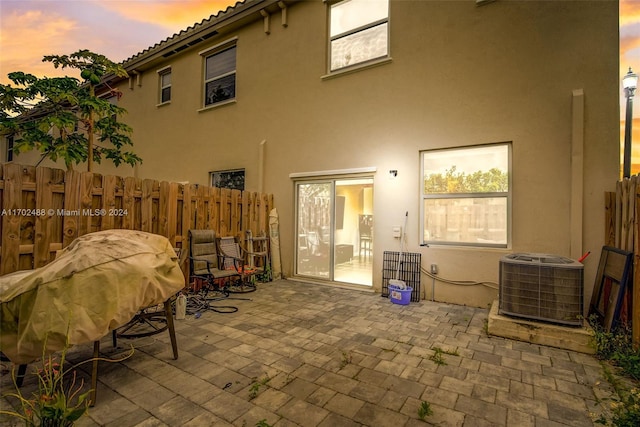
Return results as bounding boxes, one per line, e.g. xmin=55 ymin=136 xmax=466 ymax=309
xmin=499 ymin=253 xmax=583 ymax=326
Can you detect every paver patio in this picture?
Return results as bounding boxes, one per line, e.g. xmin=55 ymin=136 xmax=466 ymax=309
xmin=0 ymin=280 xmax=620 ymax=426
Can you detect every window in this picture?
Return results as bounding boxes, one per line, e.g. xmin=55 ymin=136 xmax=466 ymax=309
xmin=329 ymin=0 xmax=389 ymax=71
xmin=210 ymin=168 xmax=245 ymax=190
xmin=204 ymin=45 xmax=236 ymax=107
xmin=421 ymin=143 xmax=511 ymax=247
xmin=158 ymin=67 xmax=171 ymax=104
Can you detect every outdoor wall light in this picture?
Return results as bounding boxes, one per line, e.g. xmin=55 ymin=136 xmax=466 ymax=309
xmin=623 ymin=67 xmax=638 ymax=178
xmin=389 ymin=170 xmax=398 ymax=179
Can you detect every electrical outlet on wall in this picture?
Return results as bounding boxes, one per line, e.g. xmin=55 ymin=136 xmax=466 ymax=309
xmin=392 ymin=226 xmax=402 ymax=238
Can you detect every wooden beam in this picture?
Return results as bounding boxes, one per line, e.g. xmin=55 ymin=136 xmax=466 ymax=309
xmin=278 ymin=1 xmax=288 ymax=27
xmin=260 ymin=9 xmax=271 ymax=34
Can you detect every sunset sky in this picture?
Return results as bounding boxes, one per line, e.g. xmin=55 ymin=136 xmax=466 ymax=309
xmin=620 ymin=0 xmax=640 ymax=173
xmin=0 ymin=0 xmax=638 ymax=169
xmin=0 ymin=0 xmax=237 ymax=82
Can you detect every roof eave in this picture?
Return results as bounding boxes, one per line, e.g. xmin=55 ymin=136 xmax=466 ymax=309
xmin=122 ymin=0 xmax=285 ymax=74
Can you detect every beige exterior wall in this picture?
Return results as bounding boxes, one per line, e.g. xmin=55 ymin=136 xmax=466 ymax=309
xmin=6 ymin=0 xmax=619 ymax=309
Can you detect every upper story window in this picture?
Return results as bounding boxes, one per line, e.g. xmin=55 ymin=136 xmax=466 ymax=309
xmin=203 ymin=44 xmax=236 ymax=107
xmin=420 ymin=143 xmax=511 ymax=248
xmin=329 ymin=0 xmax=389 ymax=72
xmin=158 ymin=67 xmax=171 ymax=104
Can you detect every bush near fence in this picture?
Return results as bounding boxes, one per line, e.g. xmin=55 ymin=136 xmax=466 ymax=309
xmin=0 ymin=163 xmax=274 ymax=277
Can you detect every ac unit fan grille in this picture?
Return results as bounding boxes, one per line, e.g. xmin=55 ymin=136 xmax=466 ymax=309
xmin=499 ymin=254 xmax=583 ymax=326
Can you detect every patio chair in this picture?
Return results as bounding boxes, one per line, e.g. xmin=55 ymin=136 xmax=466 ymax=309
xmin=217 ymin=235 xmax=258 ymax=293
xmin=188 ymin=229 xmax=241 ymax=291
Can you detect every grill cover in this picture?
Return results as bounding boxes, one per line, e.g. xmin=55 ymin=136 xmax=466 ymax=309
xmin=0 ymin=230 xmax=185 ymax=364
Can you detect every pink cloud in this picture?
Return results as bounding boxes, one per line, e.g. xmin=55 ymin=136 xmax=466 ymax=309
xmin=621 ymin=0 xmax=640 ymax=26
xmin=0 ymin=10 xmax=81 ymax=82
xmin=98 ymin=0 xmax=238 ymax=32
xmin=0 ymin=1 xmax=238 ymax=85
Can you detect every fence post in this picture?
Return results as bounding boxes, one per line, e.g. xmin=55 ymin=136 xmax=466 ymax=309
xmin=634 ymin=182 xmax=640 ymax=348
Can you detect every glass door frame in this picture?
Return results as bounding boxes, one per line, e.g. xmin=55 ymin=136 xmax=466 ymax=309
xmin=294 ymin=179 xmax=336 ymax=281
xmin=293 ymin=172 xmax=375 ymax=286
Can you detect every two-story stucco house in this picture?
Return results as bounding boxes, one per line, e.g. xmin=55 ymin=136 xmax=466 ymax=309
xmin=6 ymin=0 xmax=619 ymax=310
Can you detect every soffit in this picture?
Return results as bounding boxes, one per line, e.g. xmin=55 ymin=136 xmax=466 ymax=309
xmin=107 ymin=0 xmax=289 ymax=83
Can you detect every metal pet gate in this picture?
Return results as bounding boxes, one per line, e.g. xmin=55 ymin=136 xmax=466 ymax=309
xmin=382 ymin=251 xmax=421 ymax=302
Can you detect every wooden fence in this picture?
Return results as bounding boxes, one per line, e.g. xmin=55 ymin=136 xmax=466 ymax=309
xmin=0 ymin=163 xmax=274 ymax=275
xmin=605 ymin=175 xmax=640 ymax=346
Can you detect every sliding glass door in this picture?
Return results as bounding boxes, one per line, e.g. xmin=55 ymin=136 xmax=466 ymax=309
xmin=296 ymin=181 xmax=332 ymax=279
xmin=295 ymin=178 xmax=373 ymax=286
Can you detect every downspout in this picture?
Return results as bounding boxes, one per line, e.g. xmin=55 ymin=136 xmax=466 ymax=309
xmin=570 ymin=89 xmax=584 ymax=260
xmin=258 ymin=140 xmax=266 ymax=193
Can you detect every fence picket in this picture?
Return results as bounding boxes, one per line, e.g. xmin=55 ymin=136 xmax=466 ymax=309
xmin=63 ymin=170 xmax=81 ymax=247
xmin=208 ymin=186 xmax=220 ymax=231
xmin=1 ymin=164 xmax=23 ymax=274
xmin=122 ymin=176 xmax=138 ymax=230
xmin=616 ymin=181 xmax=623 ymax=248
xmin=179 ymin=184 xmax=191 ymax=251
xmin=34 ymin=167 xmax=54 ymax=269
xmin=219 ymin=188 xmax=230 ymax=236
xmin=231 ymin=189 xmax=242 ymax=237
xmin=627 ymin=177 xmax=637 ymax=251
xmin=140 ymin=179 xmax=156 ymax=233
xmin=633 ymin=177 xmax=640 ymax=347
xmin=612 ymin=176 xmax=640 ymax=348
xmin=605 ymin=191 xmax=616 ymax=246
xmin=102 ymin=175 xmax=118 ymax=231
xmin=166 ymin=182 xmax=179 ymax=247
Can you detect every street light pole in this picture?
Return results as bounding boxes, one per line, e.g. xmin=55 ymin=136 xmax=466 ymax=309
xmin=622 ymin=67 xmax=638 ymax=178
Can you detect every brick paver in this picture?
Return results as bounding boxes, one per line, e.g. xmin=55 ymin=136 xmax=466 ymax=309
xmin=0 ymin=280 xmax=621 ymax=426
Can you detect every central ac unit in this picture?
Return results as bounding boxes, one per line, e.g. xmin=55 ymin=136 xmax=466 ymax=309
xmin=499 ymin=253 xmax=584 ymax=326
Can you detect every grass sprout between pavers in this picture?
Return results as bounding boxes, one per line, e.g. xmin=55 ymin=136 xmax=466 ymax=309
xmin=428 ymin=346 xmax=459 ymax=366
xmin=340 ymin=350 xmax=353 ymax=369
xmin=417 ymin=401 xmax=434 ymax=421
xmin=248 ymin=376 xmax=271 ymax=400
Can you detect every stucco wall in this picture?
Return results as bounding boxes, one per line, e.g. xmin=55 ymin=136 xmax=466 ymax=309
xmin=8 ymin=0 xmax=619 ymax=309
